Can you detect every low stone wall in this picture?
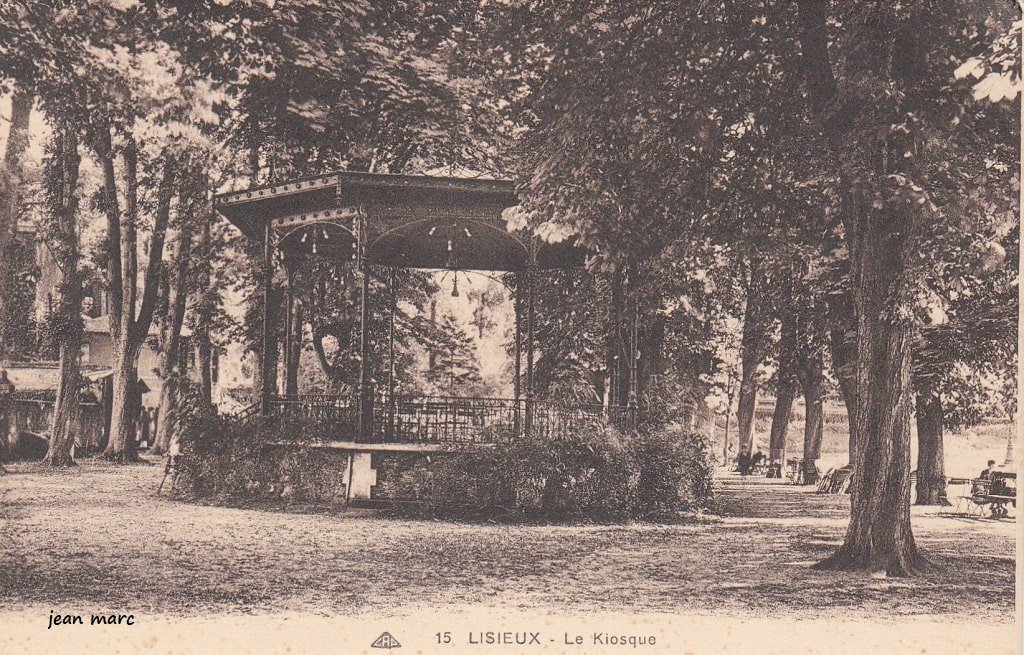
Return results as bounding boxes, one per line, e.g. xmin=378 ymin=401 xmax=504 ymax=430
xmin=256 ymin=442 xmax=453 ymax=504
xmin=257 ymin=444 xmax=351 ymax=506
xmin=371 ymin=451 xmax=443 ymax=502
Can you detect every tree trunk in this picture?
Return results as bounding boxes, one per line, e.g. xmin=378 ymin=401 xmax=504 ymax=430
xmin=799 ymin=0 xmax=926 ymax=576
xmin=195 ymin=202 xmax=214 ymax=405
xmin=152 ymin=375 xmax=177 ymax=455
xmin=737 ymin=270 xmax=768 ymax=454
xmin=829 ymin=323 xmax=858 ymax=465
xmin=103 ymin=344 xmax=141 ymax=463
xmin=0 ymin=90 xmax=32 ymax=362
xmin=152 ymin=217 xmax=192 ymax=455
xmin=45 ymin=325 xmax=82 ymax=467
xmin=914 ymin=389 xmax=946 ymax=506
xmin=800 ymin=354 xmax=825 ymax=485
xmin=769 ymin=309 xmax=799 ymax=464
xmin=41 ymin=129 xmax=82 ymax=467
xmin=769 ymin=381 xmax=796 ymax=466
xmin=101 ymin=146 xmax=176 ymax=462
xmin=198 ymin=341 xmax=213 ymax=404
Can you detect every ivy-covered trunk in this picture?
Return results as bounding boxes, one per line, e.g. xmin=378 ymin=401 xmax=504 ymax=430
xmin=46 ymin=315 xmax=82 ymax=467
xmin=0 ymin=90 xmax=32 ymax=362
xmin=42 ymin=129 xmax=82 ymax=467
xmin=195 ymin=207 xmax=214 ymax=406
xmin=914 ymin=390 xmax=946 ymax=506
xmin=152 ymin=198 xmax=193 ymax=455
xmin=285 ymin=299 xmax=303 ymax=395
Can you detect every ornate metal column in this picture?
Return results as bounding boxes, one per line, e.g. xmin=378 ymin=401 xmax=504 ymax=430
xmin=387 ymin=268 xmax=397 ymax=440
xmin=627 ymin=288 xmax=639 ymax=430
xmin=357 ymin=255 xmax=374 ymax=442
xmin=283 ymin=261 xmax=299 ymax=396
xmin=513 ymin=272 xmax=522 ymax=434
xmin=524 ymin=262 xmax=536 ymax=436
xmin=260 ymin=221 xmax=275 ymax=414
xmin=609 ymin=269 xmax=624 ymax=408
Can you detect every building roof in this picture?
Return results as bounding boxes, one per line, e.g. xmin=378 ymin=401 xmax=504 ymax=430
xmin=83 ymin=315 xmax=191 ymax=338
xmin=3 ymin=361 xmax=112 ymax=392
xmin=214 ymin=170 xmax=588 ymax=271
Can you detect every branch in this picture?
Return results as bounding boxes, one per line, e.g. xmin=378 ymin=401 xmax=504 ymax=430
xmin=133 ymin=155 xmax=177 ymax=348
xmin=122 ymin=142 xmax=139 ymax=345
xmin=159 ymin=186 xmax=193 ymax=367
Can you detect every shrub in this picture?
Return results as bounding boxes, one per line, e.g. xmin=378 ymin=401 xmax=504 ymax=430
xmin=634 ymin=425 xmax=715 ymax=518
xmin=410 ymin=421 xmax=713 ymax=523
xmin=173 ymin=399 xmax=714 ymax=523
xmin=173 ymin=395 xmax=346 ymax=505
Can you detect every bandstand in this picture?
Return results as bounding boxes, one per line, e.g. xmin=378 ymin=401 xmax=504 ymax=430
xmin=215 ymin=172 xmax=636 ymax=501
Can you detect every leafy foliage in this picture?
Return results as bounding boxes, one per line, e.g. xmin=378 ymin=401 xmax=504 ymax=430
xmin=411 ymin=422 xmax=714 ymax=523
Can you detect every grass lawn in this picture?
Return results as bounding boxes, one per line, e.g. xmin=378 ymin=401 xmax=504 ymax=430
xmin=1 ymin=458 xmax=1015 ymax=618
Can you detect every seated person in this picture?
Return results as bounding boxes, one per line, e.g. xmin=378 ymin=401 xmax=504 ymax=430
xmin=737 ymin=449 xmax=752 ymax=476
xmin=979 ymin=460 xmax=997 ymax=480
xmin=990 ymin=473 xmax=1015 ymax=498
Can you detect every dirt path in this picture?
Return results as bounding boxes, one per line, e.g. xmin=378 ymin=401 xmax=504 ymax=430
xmin=0 ymin=460 xmax=1015 ymax=621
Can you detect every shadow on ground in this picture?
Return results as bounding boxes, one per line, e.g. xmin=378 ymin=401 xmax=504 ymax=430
xmin=0 ymin=461 xmax=1015 ymax=620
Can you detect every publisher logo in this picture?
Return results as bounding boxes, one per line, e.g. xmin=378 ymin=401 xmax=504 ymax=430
xmin=371 ymin=632 xmax=401 ymax=649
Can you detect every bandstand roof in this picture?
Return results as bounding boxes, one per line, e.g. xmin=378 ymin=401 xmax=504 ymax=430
xmin=213 ymin=171 xmax=587 ymax=271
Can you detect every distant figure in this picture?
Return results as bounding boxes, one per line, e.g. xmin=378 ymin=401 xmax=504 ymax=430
xmin=725 ymin=442 xmax=735 ymax=467
xmin=738 ymin=448 xmax=752 ymax=476
xmin=138 ymin=405 xmax=151 ymax=448
xmin=751 ymin=448 xmax=765 ymax=472
xmin=980 ymin=460 xmax=997 ymax=480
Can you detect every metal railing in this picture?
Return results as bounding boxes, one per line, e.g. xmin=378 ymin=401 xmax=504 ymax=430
xmin=250 ymin=393 xmax=632 ymax=445
xmin=266 ymin=394 xmax=358 ymax=434
xmin=375 ymin=395 xmax=523 ymax=443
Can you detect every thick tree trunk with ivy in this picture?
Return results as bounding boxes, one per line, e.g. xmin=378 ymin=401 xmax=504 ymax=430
xmin=41 ymin=130 xmax=82 ymax=467
xmin=47 ymin=323 xmax=82 ymax=467
xmin=800 ymin=354 xmax=826 ymax=485
xmin=914 ymin=390 xmax=946 ymax=506
xmin=96 ymin=133 xmax=177 ymax=463
xmin=799 ymin=0 xmax=926 ymax=576
xmin=0 ymin=90 xmax=32 ymax=363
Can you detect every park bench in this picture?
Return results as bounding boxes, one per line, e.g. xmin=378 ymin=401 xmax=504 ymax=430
xmin=952 ymin=474 xmax=1017 ymax=518
xmin=815 ymin=467 xmax=852 ymax=494
xmin=785 ymin=458 xmax=802 ymax=484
